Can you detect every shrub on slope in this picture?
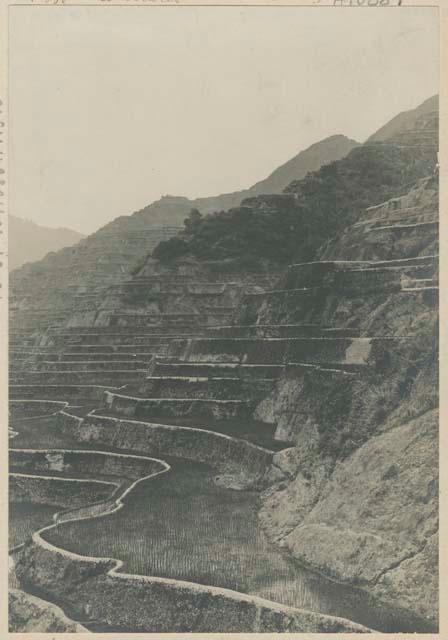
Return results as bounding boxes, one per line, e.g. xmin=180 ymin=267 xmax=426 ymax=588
xmin=153 ymin=142 xmax=436 ymax=268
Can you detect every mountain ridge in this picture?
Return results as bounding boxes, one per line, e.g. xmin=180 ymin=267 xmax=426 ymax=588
xmin=367 ymin=94 xmax=438 ymax=143
xmin=114 ymin=134 xmax=360 ymax=233
xmin=8 ymin=216 xmax=85 ymax=272
xmin=9 ymin=95 xmax=438 ymax=331
xmin=150 ymin=95 xmax=438 ymax=267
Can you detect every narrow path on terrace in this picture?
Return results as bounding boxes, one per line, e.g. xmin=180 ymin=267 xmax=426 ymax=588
xmin=9 ymin=397 xmax=436 ymax=633
xmin=9 ymin=456 xmax=136 ymax=549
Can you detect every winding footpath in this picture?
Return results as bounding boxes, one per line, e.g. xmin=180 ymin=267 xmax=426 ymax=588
xmin=10 ymin=400 xmax=371 ymax=633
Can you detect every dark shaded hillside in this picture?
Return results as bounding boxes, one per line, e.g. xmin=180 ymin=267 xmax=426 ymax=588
xmin=191 ymin=134 xmax=359 ymax=214
xmin=9 ymin=216 xmax=84 ymax=272
xmin=153 ymin=97 xmax=438 ymax=269
xmin=119 ymin=134 xmax=359 ymax=229
xmin=284 ymin=143 xmax=436 ymax=261
xmin=9 ymin=133 xmax=357 ymax=329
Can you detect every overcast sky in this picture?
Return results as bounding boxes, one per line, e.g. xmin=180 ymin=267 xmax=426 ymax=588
xmin=9 ymin=6 xmax=438 ymax=234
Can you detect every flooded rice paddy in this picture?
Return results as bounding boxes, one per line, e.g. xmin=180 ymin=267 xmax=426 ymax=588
xmin=9 ymin=502 xmax=57 ymax=549
xmin=42 ymin=457 xmax=432 ymax=632
xmin=10 ymin=412 xmax=434 ymax=632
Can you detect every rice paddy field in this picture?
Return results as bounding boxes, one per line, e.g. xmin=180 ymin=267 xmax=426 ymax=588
xmin=43 ymin=457 xmax=429 ymax=632
xmin=9 ymin=412 xmax=434 ymax=632
xmin=9 ymin=502 xmax=57 ymax=549
xmin=10 ymin=414 xmax=81 ymax=450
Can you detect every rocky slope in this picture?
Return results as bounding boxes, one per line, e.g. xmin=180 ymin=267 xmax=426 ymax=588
xmin=253 ymin=174 xmax=438 ymax=627
xmin=9 ymin=589 xmax=88 ymax=632
xmin=264 ymin=410 xmax=437 ymax=621
xmin=8 ymin=216 xmax=84 ymax=272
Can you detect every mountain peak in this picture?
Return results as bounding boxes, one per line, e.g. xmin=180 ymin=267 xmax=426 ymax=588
xmin=367 ymin=94 xmax=438 ymax=143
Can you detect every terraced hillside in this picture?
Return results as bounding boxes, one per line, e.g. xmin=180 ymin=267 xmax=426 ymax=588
xmin=9 ymin=134 xmax=357 ymax=337
xmin=9 ymin=97 xmax=438 ymax=633
xmin=150 ymin=96 xmax=437 ymax=267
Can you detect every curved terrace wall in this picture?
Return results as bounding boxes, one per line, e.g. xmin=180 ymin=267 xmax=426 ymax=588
xmin=11 ymin=440 xmax=368 ymax=632
xmin=57 ymin=410 xmax=273 ymax=487
xmin=103 ymin=391 xmax=255 ymax=421
xmin=16 ymin=518 xmax=369 ymax=633
xmin=9 ymin=449 xmax=170 ymax=543
xmin=10 ymin=474 xmax=115 ymax=508
xmin=9 ymin=448 xmax=162 ymax=482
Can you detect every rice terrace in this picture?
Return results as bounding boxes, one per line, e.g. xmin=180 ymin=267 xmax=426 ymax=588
xmin=6 ymin=7 xmax=440 ymax=634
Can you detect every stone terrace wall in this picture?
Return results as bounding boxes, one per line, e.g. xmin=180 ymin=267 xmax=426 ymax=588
xmin=9 ymin=400 xmax=68 ymax=418
xmin=57 ymin=411 xmax=273 ymax=487
xmin=10 ymin=474 xmax=115 ymax=508
xmin=16 ymin=539 xmax=369 ymax=633
xmin=9 ymin=449 xmax=162 ymax=482
xmin=319 ymin=176 xmax=439 ymax=262
xmin=9 ymin=385 xmax=117 ymax=402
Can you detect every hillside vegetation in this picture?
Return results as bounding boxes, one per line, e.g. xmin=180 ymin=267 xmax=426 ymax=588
xmin=153 ymin=142 xmax=436 ymax=268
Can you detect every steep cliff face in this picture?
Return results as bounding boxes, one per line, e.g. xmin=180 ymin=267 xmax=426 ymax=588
xmin=256 ymin=175 xmax=438 ymax=627
xmin=263 ymin=410 xmax=437 ymax=622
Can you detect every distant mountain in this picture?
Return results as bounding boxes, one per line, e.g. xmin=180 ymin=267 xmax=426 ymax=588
xmin=9 ymin=132 xmax=359 ymax=328
xmin=8 ymin=216 xmax=85 ymax=271
xmin=152 ymin=95 xmax=438 ymax=267
xmin=367 ymin=95 xmax=438 ymax=143
xmin=191 ymin=134 xmax=360 ymax=214
xmin=120 ymin=134 xmax=359 ymax=230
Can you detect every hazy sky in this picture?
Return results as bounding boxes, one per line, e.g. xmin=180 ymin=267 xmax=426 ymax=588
xmin=9 ymin=6 xmax=438 ymax=234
